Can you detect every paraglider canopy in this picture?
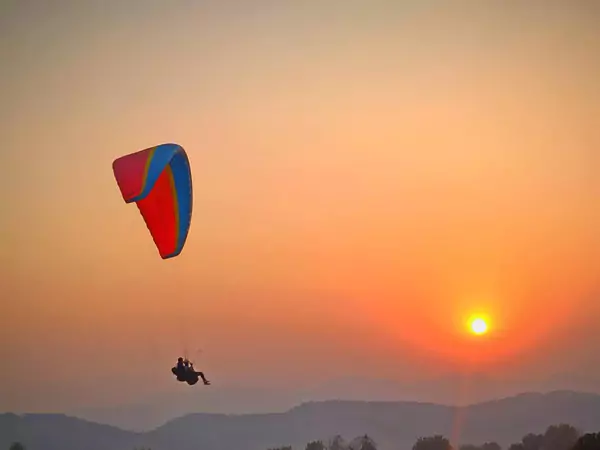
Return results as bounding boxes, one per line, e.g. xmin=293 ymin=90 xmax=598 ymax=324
xmin=112 ymin=143 xmax=193 ymax=259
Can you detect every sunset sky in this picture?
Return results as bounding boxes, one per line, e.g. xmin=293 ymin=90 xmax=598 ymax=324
xmin=1 ymin=1 xmax=599 ymax=413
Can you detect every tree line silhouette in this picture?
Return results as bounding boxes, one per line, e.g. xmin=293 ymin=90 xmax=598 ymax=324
xmin=268 ymin=424 xmax=599 ymax=450
xmin=7 ymin=424 xmax=600 ymax=450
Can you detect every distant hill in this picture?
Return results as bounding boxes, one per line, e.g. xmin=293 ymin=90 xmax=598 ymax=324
xmin=2 ymin=391 xmax=599 ymax=450
xmin=70 ymin=374 xmax=600 ymax=431
xmin=0 ymin=413 xmax=138 ymax=450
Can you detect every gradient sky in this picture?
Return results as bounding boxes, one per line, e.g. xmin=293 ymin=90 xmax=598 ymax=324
xmin=1 ymin=1 xmax=599 ymax=413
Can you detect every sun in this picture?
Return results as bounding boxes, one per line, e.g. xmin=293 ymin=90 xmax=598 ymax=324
xmin=469 ymin=317 xmax=488 ymax=335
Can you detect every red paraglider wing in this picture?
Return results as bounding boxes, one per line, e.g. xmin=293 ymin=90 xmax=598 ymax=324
xmin=112 ymin=143 xmax=192 ymax=259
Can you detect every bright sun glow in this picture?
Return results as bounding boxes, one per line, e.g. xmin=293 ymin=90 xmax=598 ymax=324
xmin=470 ymin=317 xmax=488 ymax=335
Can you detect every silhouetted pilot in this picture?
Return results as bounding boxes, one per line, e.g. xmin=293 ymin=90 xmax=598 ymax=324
xmin=171 ymin=357 xmax=187 ymax=381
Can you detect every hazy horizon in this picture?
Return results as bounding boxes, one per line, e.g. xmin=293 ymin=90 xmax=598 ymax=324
xmin=1 ymin=1 xmax=599 ymax=414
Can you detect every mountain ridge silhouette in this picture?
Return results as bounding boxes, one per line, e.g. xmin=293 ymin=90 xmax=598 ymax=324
xmin=2 ymin=390 xmax=600 ymax=450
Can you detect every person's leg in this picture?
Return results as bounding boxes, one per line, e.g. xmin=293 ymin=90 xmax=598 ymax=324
xmin=196 ymin=371 xmax=210 ymax=384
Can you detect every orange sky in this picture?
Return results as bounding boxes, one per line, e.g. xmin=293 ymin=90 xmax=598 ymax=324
xmin=1 ymin=1 xmax=599 ymax=412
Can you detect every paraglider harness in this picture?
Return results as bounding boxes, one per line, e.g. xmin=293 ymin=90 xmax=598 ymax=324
xmin=171 ymin=359 xmax=210 ymax=386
